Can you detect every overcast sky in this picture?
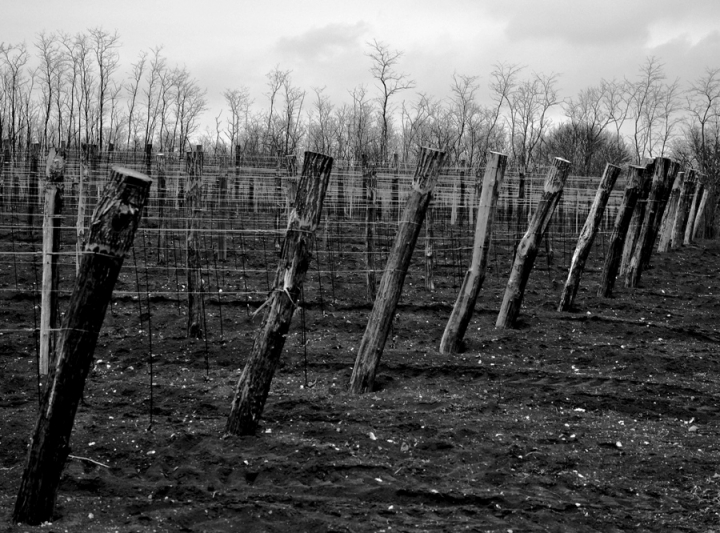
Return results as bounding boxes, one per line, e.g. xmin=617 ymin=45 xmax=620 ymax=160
xmin=4 ymin=0 xmax=720 ymax=134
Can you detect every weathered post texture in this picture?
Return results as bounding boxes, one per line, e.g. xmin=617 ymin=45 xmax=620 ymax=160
xmin=440 ymin=152 xmax=507 ymax=353
xmin=684 ymin=174 xmax=705 ymax=245
xmin=27 ymin=143 xmax=40 ymax=231
xmin=625 ymin=157 xmax=678 ymax=288
xmin=156 ymin=153 xmax=167 ymax=263
xmin=671 ymin=169 xmax=697 ymax=249
xmin=13 ymin=167 xmax=151 ymax=525
xmin=692 ymin=179 xmax=712 ymax=240
xmin=656 ymin=170 xmax=685 ymax=252
xmin=620 ymin=163 xmax=654 ymax=275
xmin=597 ymin=165 xmax=645 ymax=298
xmin=558 ymin=163 xmax=621 ymax=311
xmin=75 ymin=145 xmax=90 ymax=275
xmin=496 ymin=157 xmax=571 ymax=329
xmin=226 ymin=152 xmax=333 ymax=436
xmin=186 ymin=148 xmax=204 ymax=339
xmin=425 ymin=195 xmax=435 ymax=291
xmin=39 ymin=149 xmax=65 ymax=375
xmin=349 ymin=147 xmax=447 ymax=394
xmin=363 ymin=155 xmax=378 ymax=302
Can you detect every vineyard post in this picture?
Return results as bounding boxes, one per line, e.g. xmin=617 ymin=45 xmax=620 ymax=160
xmin=39 ymin=149 xmax=65 ymax=376
xmin=684 ymin=174 xmax=705 ymax=245
xmin=620 ymin=161 xmax=655 ymax=275
xmin=217 ymin=156 xmax=229 ymax=261
xmin=671 ymin=169 xmax=697 ymax=249
xmin=692 ymin=179 xmax=712 ymax=240
xmin=597 ymin=165 xmax=646 ymax=298
xmin=225 ymin=152 xmax=333 ymax=436
xmin=625 ymin=157 xmax=678 ymax=288
xmin=392 ymin=152 xmax=399 ymax=220
xmin=13 ymin=167 xmax=151 ymax=526
xmin=349 ymin=147 xmax=447 ymax=394
xmin=440 ymin=152 xmax=507 ymax=353
xmin=496 ymin=157 xmax=571 ymax=329
xmin=76 ymin=144 xmax=90 ymax=275
xmin=186 ymin=146 xmax=204 ymax=339
xmin=27 ymin=143 xmax=41 ymax=233
xmin=156 ymin=153 xmax=167 ymax=263
xmin=656 ymin=170 xmax=685 ymax=252
xmin=425 ymin=193 xmax=435 ymax=291
xmin=557 ymin=163 xmax=621 ymax=311
xmin=363 ymin=154 xmax=378 ymax=302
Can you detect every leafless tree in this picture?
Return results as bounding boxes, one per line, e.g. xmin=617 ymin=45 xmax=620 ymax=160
xmin=223 ymin=86 xmax=251 ymax=155
xmin=89 ymin=27 xmax=120 ymax=151
xmin=125 ymin=51 xmax=146 ymax=150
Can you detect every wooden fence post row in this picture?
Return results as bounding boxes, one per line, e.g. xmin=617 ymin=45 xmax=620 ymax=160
xmin=226 ymin=151 xmax=334 ymax=436
xmin=13 ymin=167 xmax=152 ymax=525
xmin=496 ymin=157 xmax=571 ymax=329
xmin=349 ymin=147 xmax=447 ymax=394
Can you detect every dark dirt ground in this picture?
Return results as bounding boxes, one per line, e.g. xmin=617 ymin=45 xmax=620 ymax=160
xmin=2 ymin=233 xmax=720 ymax=532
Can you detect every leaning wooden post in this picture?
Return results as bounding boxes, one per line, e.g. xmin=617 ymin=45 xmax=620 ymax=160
xmin=349 ymin=147 xmax=447 ymax=394
xmin=684 ymin=174 xmax=705 ymax=245
xmin=692 ymin=180 xmax=712 ymax=240
xmin=440 ymin=152 xmax=507 ymax=353
xmin=186 ymin=147 xmax=204 ymax=339
xmin=597 ymin=165 xmax=645 ymax=298
xmin=75 ymin=144 xmax=90 ymax=275
xmin=496 ymin=157 xmax=571 ymax=329
xmin=225 ymin=152 xmax=333 ymax=436
xmin=671 ymin=169 xmax=697 ymax=249
xmin=619 ymin=162 xmax=654 ymax=275
xmin=656 ymin=170 xmax=685 ymax=253
xmin=13 ymin=167 xmax=151 ymax=526
xmin=625 ymin=157 xmax=678 ymax=288
xmin=39 ymin=149 xmax=65 ymax=376
xmin=558 ymin=163 xmax=621 ymax=311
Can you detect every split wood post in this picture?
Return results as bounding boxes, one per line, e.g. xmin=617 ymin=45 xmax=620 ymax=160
xmin=625 ymin=157 xmax=678 ymax=288
xmin=225 ymin=152 xmax=333 ymax=436
xmin=692 ymin=180 xmax=712 ymax=240
xmin=186 ymin=147 xmax=204 ymax=339
xmin=13 ymin=167 xmax=151 ymax=526
xmin=363 ymin=154 xmax=378 ymax=302
xmin=425 ymin=194 xmax=435 ymax=291
xmin=558 ymin=163 xmax=621 ymax=311
xmin=671 ymin=169 xmax=697 ymax=249
xmin=349 ymin=147 xmax=447 ymax=394
xmin=496 ymin=157 xmax=571 ymax=329
xmin=656 ymin=170 xmax=685 ymax=252
xmin=39 ymin=149 xmax=65 ymax=376
xmin=27 ymin=143 xmax=41 ymax=233
xmin=684 ymin=174 xmax=705 ymax=245
xmin=440 ymin=152 xmax=507 ymax=353
xmin=597 ymin=165 xmax=646 ymax=298
xmin=156 ymin=153 xmax=167 ymax=263
xmin=76 ymin=144 xmax=90 ymax=275
xmin=620 ymin=162 xmax=654 ymax=275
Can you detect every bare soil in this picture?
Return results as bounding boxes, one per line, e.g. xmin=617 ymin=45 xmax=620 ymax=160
xmin=2 ymin=234 xmax=720 ymax=532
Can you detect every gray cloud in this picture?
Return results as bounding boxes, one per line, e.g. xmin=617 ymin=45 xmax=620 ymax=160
xmin=275 ymin=22 xmax=370 ymax=62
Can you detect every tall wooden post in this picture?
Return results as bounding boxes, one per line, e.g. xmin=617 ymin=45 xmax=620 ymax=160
xmin=558 ymin=163 xmax=621 ymax=311
xmin=217 ymin=156 xmax=229 ymax=261
xmin=684 ymin=174 xmax=705 ymax=245
xmin=362 ymin=154 xmax=378 ymax=302
xmin=392 ymin=153 xmax=399 ymax=220
xmin=440 ymin=152 xmax=507 ymax=353
xmin=225 ymin=152 xmax=333 ymax=436
xmin=349 ymin=147 xmax=447 ymax=394
xmin=619 ymin=162 xmax=654 ymax=275
xmin=13 ymin=167 xmax=152 ymax=525
xmin=671 ymin=169 xmax=697 ymax=249
xmin=39 ymin=149 xmax=65 ymax=376
xmin=186 ymin=147 xmax=204 ymax=339
xmin=156 ymin=153 xmax=167 ymax=263
xmin=425 ymin=194 xmax=435 ymax=291
xmin=76 ymin=144 xmax=90 ymax=275
xmin=27 ymin=143 xmax=41 ymax=232
xmin=496 ymin=157 xmax=571 ymax=329
xmin=625 ymin=157 xmax=678 ymax=288
xmin=597 ymin=165 xmax=646 ymax=298
xmin=692 ymin=181 xmax=712 ymax=240
xmin=656 ymin=170 xmax=685 ymax=252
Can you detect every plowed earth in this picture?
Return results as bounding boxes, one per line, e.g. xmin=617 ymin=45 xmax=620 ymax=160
xmin=2 ymin=238 xmax=720 ymax=532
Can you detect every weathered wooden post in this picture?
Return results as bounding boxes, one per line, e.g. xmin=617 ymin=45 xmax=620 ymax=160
xmin=186 ymin=146 xmax=204 ymax=339
xmin=619 ymin=162 xmax=654 ymax=275
xmin=392 ymin=153 xmax=399 ymax=220
xmin=671 ymin=169 xmax=697 ymax=249
xmin=684 ymin=174 xmax=705 ymax=245
xmin=349 ymin=147 xmax=447 ymax=394
xmin=225 ymin=152 xmax=333 ymax=436
xmin=496 ymin=157 xmax=571 ymax=329
xmin=558 ymin=163 xmax=621 ymax=311
xmin=425 ymin=194 xmax=435 ymax=291
xmin=156 ymin=153 xmax=167 ymax=263
xmin=217 ymin=156 xmax=229 ymax=261
xmin=692 ymin=180 xmax=712 ymax=240
xmin=27 ymin=143 xmax=41 ymax=232
xmin=13 ymin=167 xmax=151 ymax=525
xmin=625 ymin=157 xmax=678 ymax=288
xmin=597 ymin=165 xmax=646 ymax=298
xmin=656 ymin=170 xmax=685 ymax=252
xmin=363 ymin=154 xmax=378 ymax=302
xmin=39 ymin=149 xmax=65 ymax=376
xmin=76 ymin=144 xmax=90 ymax=275
xmin=440 ymin=152 xmax=507 ymax=353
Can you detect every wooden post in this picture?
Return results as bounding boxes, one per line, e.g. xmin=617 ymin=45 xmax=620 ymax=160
xmin=27 ymin=143 xmax=41 ymax=233
xmin=39 ymin=149 xmax=65 ymax=376
xmin=625 ymin=157 xmax=678 ymax=288
xmin=186 ymin=146 xmax=204 ymax=339
xmin=440 ymin=152 xmax=507 ymax=353
xmin=217 ymin=156 xmax=229 ymax=261
xmin=671 ymin=169 xmax=697 ymax=249
xmin=362 ymin=154 xmax=378 ymax=302
xmin=597 ymin=165 xmax=645 ymax=298
xmin=656 ymin=170 xmax=685 ymax=252
xmin=425 ymin=194 xmax=435 ymax=291
xmin=557 ymin=163 xmax=621 ymax=311
xmin=225 ymin=152 xmax=333 ymax=436
xmin=619 ymin=162 xmax=654 ymax=275
xmin=76 ymin=144 xmax=90 ymax=275
xmin=13 ymin=167 xmax=151 ymax=526
xmin=684 ymin=174 xmax=705 ymax=245
xmin=349 ymin=147 xmax=447 ymax=394
xmin=392 ymin=152 xmax=399 ymax=220
xmin=496 ymin=157 xmax=571 ymax=329
xmin=692 ymin=181 xmax=712 ymax=240
xmin=156 ymin=153 xmax=167 ymax=263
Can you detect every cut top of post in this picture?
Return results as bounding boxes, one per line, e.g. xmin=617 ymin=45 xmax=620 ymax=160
xmin=412 ymin=147 xmax=447 ymax=194
xmin=544 ymin=157 xmax=572 ymax=192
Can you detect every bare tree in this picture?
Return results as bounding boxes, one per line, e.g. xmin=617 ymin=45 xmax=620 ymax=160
xmin=35 ymin=32 xmax=63 ymax=148
xmin=367 ymin=39 xmax=415 ymax=163
xmin=223 ymin=87 xmax=251 ymax=156
xmin=449 ymin=73 xmax=479 ymax=163
xmin=1 ymin=43 xmax=30 ymax=152
xmin=89 ymin=27 xmax=120 ymax=151
xmin=125 ymin=50 xmax=146 ymax=149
